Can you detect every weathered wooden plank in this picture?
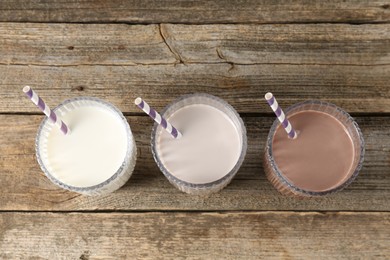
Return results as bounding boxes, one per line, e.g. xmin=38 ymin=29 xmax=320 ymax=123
xmin=0 ymin=23 xmax=388 ymax=66
xmin=0 ymin=212 xmax=389 ymax=259
xmin=0 ymin=0 xmax=389 ymax=23
xmin=0 ymin=23 xmax=175 ymax=66
xmin=161 ymin=24 xmax=390 ymax=65
xmin=1 ymin=115 xmax=389 ymax=211
xmin=1 ymin=64 xmax=389 ymax=113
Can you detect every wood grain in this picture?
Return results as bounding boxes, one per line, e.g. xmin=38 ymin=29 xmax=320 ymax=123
xmin=161 ymin=24 xmax=390 ymax=65
xmin=0 ymin=23 xmax=175 ymax=66
xmin=1 ymin=115 xmax=389 ymax=211
xmin=0 ymin=0 xmax=389 ymax=24
xmin=1 ymin=64 xmax=389 ymax=114
xmin=0 ymin=212 xmax=389 ymax=259
xmin=1 ymin=23 xmax=388 ymax=113
xmin=0 ymin=23 xmax=388 ymax=66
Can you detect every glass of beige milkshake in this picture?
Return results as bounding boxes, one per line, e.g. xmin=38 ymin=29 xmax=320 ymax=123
xmin=264 ymin=100 xmax=365 ymax=197
xmin=151 ymin=93 xmax=247 ymax=195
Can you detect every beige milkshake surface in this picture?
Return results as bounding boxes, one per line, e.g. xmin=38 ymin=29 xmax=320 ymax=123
xmin=272 ymin=110 xmax=355 ymax=192
xmin=156 ymin=104 xmax=242 ymax=184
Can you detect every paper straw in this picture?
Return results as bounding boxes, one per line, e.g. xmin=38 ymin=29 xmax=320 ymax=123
xmin=265 ymin=92 xmax=297 ymax=139
xmin=135 ymin=97 xmax=182 ymax=139
xmin=23 ymin=86 xmax=70 ymax=135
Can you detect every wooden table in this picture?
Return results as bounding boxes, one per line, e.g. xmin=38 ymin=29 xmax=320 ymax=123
xmin=1 ymin=1 xmax=389 ymax=259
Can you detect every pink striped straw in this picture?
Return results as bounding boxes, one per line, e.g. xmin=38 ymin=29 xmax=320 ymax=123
xmin=135 ymin=97 xmax=182 ymax=139
xmin=265 ymin=92 xmax=297 ymax=139
xmin=23 ymin=86 xmax=70 ymax=135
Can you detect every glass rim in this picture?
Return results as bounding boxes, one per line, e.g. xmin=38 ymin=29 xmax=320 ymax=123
xmin=35 ymin=96 xmax=134 ymax=192
xmin=151 ymin=93 xmax=248 ymax=189
xmin=265 ymin=100 xmax=365 ymax=196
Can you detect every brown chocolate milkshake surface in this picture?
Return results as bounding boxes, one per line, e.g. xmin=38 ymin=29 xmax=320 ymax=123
xmin=272 ymin=110 xmax=354 ymax=192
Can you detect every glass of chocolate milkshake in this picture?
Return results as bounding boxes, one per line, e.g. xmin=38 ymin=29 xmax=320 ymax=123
xmin=264 ymin=100 xmax=365 ymax=197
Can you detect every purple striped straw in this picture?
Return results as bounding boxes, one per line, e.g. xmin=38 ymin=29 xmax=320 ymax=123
xmin=23 ymin=86 xmax=70 ymax=135
xmin=135 ymin=97 xmax=182 ymax=139
xmin=265 ymin=92 xmax=297 ymax=139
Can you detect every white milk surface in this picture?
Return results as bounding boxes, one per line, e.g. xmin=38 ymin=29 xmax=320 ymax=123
xmin=156 ymin=104 xmax=242 ymax=184
xmin=43 ymin=105 xmax=128 ymax=187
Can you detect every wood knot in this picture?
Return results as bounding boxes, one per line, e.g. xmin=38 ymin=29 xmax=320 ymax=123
xmin=79 ymin=251 xmax=90 ymax=260
xmin=118 ymin=45 xmax=126 ymax=50
xmin=71 ymin=86 xmax=85 ymax=91
xmin=67 ymin=46 xmax=75 ymax=50
xmin=381 ymin=4 xmax=389 ymax=9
